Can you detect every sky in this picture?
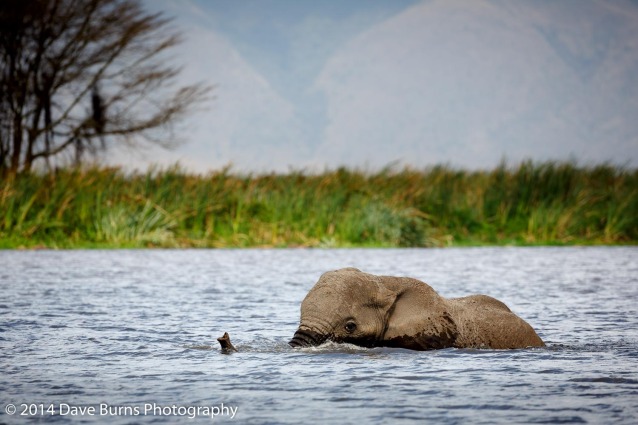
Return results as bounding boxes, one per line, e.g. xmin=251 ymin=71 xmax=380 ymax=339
xmin=108 ymin=0 xmax=638 ymax=172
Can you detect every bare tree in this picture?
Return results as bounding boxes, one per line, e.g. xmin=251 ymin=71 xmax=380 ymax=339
xmin=0 ymin=0 xmax=211 ymax=175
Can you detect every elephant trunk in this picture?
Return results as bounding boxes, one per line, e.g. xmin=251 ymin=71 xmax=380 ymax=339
xmin=289 ymin=328 xmax=327 ymax=348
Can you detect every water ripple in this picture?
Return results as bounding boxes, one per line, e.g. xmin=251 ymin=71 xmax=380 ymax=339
xmin=1 ymin=247 xmax=636 ymax=424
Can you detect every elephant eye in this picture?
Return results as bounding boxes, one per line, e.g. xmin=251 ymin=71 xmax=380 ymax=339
xmin=345 ymin=321 xmax=357 ymax=333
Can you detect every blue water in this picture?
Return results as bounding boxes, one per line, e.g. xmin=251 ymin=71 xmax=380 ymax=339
xmin=1 ymin=247 xmax=637 ymax=424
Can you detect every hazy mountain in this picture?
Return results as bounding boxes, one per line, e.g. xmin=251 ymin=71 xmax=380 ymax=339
xmin=111 ymin=0 xmax=638 ymax=172
xmin=315 ymin=0 xmax=638 ymax=168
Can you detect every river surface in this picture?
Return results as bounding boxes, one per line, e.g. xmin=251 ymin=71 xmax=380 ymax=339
xmin=1 ymin=247 xmax=637 ymax=424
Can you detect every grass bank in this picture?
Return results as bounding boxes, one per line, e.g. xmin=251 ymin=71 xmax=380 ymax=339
xmin=1 ymin=161 xmax=636 ymax=248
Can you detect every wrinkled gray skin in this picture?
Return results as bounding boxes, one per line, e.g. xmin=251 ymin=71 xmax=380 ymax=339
xmin=289 ymin=268 xmax=544 ymax=350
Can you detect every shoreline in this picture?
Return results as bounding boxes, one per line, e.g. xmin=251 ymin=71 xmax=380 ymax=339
xmin=2 ymin=161 xmax=636 ymax=249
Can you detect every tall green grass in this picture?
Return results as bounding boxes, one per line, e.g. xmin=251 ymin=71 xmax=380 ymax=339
xmin=1 ymin=161 xmax=636 ymax=248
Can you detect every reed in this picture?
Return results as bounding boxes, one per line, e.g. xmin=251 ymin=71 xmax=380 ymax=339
xmin=1 ymin=161 xmax=636 ymax=248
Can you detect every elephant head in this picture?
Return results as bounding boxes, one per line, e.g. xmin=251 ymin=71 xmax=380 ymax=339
xmin=289 ymin=268 xmax=459 ymax=350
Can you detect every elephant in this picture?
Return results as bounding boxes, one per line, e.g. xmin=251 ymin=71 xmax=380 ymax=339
xmin=289 ymin=268 xmax=544 ymax=350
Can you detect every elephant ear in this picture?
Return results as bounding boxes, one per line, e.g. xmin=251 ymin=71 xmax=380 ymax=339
xmin=368 ymin=280 xmax=398 ymax=318
xmin=340 ymin=267 xmax=362 ymax=273
xmin=381 ymin=284 xmax=459 ymax=350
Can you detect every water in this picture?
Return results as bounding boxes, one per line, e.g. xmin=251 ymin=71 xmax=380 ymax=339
xmin=1 ymin=247 xmax=637 ymax=424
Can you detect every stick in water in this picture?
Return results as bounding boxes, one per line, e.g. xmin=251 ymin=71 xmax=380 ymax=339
xmin=217 ymin=332 xmax=238 ymax=353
